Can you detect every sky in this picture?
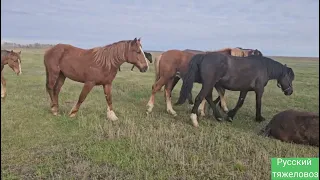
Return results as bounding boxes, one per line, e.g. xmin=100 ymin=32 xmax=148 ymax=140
xmin=1 ymin=0 xmax=319 ymax=57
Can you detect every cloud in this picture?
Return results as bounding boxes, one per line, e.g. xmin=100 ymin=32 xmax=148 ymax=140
xmin=1 ymin=0 xmax=319 ymax=56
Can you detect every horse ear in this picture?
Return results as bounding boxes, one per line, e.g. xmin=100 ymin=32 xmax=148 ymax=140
xmin=133 ymin=38 xmax=137 ymax=42
xmin=138 ymin=37 xmax=141 ymax=42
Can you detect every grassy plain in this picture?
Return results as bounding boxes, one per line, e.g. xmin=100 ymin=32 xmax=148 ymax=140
xmin=1 ymin=48 xmax=319 ymax=179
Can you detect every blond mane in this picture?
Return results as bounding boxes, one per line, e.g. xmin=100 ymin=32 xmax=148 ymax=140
xmin=92 ymin=40 xmax=131 ymax=70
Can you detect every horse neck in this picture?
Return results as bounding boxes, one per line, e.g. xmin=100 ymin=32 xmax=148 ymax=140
xmin=266 ymin=60 xmax=285 ymax=80
xmin=94 ymin=43 xmax=128 ymax=70
xmin=1 ymin=56 xmax=8 ymax=66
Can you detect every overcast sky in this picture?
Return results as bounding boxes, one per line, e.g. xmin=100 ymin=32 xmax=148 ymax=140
xmin=1 ymin=0 xmax=319 ymax=57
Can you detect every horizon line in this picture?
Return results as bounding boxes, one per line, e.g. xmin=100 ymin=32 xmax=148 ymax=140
xmin=1 ymin=41 xmax=319 ymax=58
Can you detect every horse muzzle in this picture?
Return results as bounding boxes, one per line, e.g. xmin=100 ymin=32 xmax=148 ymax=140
xmin=139 ymin=66 xmax=148 ymax=73
xmin=284 ymin=89 xmax=293 ymax=96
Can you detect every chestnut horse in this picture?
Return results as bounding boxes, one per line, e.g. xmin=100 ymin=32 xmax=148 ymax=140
xmin=146 ymin=48 xmax=232 ymax=117
xmin=44 ymin=38 xmax=149 ymax=121
xmin=1 ymin=50 xmax=22 ymax=99
xmin=118 ymin=51 xmax=153 ymax=72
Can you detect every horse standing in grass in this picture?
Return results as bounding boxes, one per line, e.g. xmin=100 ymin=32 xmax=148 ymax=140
xmin=146 ymin=48 xmax=232 ymax=117
xmin=1 ymin=50 xmax=22 ymax=99
xmin=259 ymin=109 xmax=319 ymax=147
xmin=118 ymin=51 xmax=153 ymax=72
xmin=44 ymin=38 xmax=149 ymax=121
xmin=175 ymin=52 xmax=294 ymax=127
xmin=147 ymin=47 xmax=263 ymax=118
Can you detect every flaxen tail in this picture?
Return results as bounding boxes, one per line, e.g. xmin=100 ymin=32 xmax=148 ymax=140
xmin=175 ymin=54 xmax=205 ymax=105
xmin=154 ymin=53 xmax=162 ymax=83
xmin=43 ymin=44 xmax=65 ymax=90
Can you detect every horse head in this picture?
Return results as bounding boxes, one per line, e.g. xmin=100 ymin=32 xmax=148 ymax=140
xmin=4 ymin=50 xmax=22 ymax=75
xmin=144 ymin=52 xmax=153 ymax=63
xmin=250 ymin=49 xmax=263 ymax=56
xmin=127 ymin=37 xmax=149 ymax=72
xmin=277 ymin=64 xmax=295 ymax=96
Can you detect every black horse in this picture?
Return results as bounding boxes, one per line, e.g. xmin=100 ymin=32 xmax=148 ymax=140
xmin=170 ymin=49 xmax=263 ymax=111
xmin=118 ymin=52 xmax=153 ymax=71
xmin=175 ymin=52 xmax=295 ymax=127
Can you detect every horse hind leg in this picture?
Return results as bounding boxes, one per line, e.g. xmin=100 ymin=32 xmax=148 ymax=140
xmin=45 ymin=67 xmax=61 ymax=115
xmin=146 ymin=76 xmax=166 ymax=114
xmin=164 ymin=78 xmax=177 ymax=116
xmin=198 ymin=99 xmax=206 ymax=117
xmin=52 ymin=72 xmax=66 ymax=115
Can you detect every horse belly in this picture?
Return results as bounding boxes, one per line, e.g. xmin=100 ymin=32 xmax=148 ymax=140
xmin=218 ymin=77 xmax=254 ymax=91
xmin=60 ymin=62 xmax=97 ymax=83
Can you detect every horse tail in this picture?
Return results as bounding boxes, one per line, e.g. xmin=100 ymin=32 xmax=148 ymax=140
xmin=43 ymin=44 xmax=65 ymax=89
xmin=175 ymin=54 xmax=204 ymax=105
xmin=258 ymin=123 xmax=271 ymax=137
xmin=154 ymin=54 xmax=162 ymax=83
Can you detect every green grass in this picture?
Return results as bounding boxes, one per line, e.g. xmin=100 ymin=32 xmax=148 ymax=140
xmin=1 ymin=48 xmax=319 ymax=179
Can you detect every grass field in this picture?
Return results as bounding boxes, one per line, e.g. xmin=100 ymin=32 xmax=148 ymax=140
xmin=1 ymin=48 xmax=319 ymax=179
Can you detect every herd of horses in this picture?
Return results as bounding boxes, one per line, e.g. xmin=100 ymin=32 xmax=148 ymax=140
xmin=1 ymin=37 xmax=318 ymax=147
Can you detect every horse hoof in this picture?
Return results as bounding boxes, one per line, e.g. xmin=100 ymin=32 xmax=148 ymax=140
xmin=227 ymin=117 xmax=233 ymax=122
xmin=256 ymin=117 xmax=265 ymax=122
xmin=107 ymin=111 xmax=119 ymax=121
xmin=190 ymin=113 xmax=199 ymax=127
xmin=167 ymin=109 xmax=177 ymax=117
xmin=69 ymin=113 xmax=76 ymax=118
xmin=216 ymin=117 xmax=223 ymax=121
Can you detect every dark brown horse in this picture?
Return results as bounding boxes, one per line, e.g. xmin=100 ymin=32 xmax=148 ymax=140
xmin=44 ymin=38 xmax=149 ymax=120
xmin=146 ymin=48 xmax=232 ymax=117
xmin=1 ymin=50 xmax=22 ymax=99
xmin=259 ymin=109 xmax=319 ymax=147
xmin=175 ymin=52 xmax=294 ymax=127
xmin=118 ymin=51 xmax=153 ymax=72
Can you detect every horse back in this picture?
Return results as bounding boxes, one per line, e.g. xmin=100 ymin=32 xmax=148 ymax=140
xmin=158 ymin=50 xmax=197 ymax=77
xmin=268 ymin=110 xmax=319 ymax=146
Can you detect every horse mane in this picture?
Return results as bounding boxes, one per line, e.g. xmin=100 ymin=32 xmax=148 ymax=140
xmin=92 ymin=40 xmax=131 ymax=70
xmin=255 ymin=56 xmax=294 ymax=80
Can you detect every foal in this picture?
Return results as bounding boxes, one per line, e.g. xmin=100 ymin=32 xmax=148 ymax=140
xmin=1 ymin=50 xmax=22 ymax=99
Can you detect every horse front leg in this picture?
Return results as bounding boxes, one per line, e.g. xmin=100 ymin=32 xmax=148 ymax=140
xmin=227 ymin=91 xmax=248 ymax=122
xmin=131 ymin=65 xmax=135 ymax=71
xmin=104 ymin=83 xmax=118 ymax=121
xmin=255 ymin=88 xmax=265 ymax=122
xmin=69 ymin=81 xmax=95 ymax=117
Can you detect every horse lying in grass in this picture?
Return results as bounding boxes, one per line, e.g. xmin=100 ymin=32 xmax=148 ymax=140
xmin=175 ymin=52 xmax=294 ymax=127
xmin=44 ymin=38 xmax=149 ymax=121
xmin=259 ymin=109 xmax=319 ymax=147
xmin=118 ymin=51 xmax=153 ymax=72
xmin=1 ymin=50 xmax=22 ymax=99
